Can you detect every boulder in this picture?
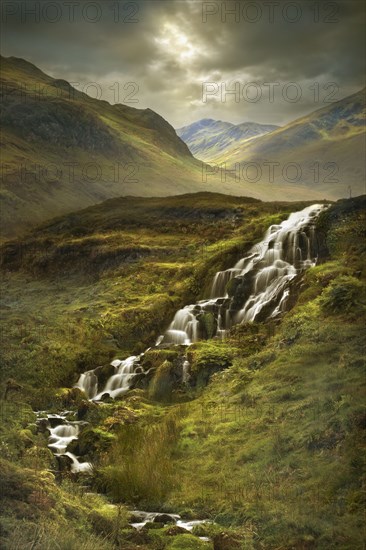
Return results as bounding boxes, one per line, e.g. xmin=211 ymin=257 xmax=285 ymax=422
xmin=55 ymin=454 xmax=73 ymax=472
xmin=36 ymin=418 xmax=50 ymax=433
xmin=153 ymin=513 xmax=177 ymax=524
xmin=46 ymin=415 xmax=66 ymax=428
xmin=93 ymin=364 xmax=116 ymax=387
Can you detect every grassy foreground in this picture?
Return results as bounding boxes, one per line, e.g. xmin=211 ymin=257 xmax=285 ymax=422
xmin=0 ymin=193 xmax=365 ymax=549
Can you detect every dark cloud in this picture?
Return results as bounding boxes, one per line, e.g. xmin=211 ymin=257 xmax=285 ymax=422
xmin=1 ymin=0 xmax=365 ymax=127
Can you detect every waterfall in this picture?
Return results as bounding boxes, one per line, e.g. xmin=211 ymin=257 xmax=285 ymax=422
xmin=41 ymin=204 xmax=326 ymax=472
xmin=73 ymin=203 xmax=326 ymax=403
xmin=36 ymin=411 xmax=92 ymax=473
xmin=75 ymin=370 xmax=98 ymax=400
xmin=182 ymin=360 xmax=191 ymax=384
xmin=211 ymin=268 xmax=240 ymax=299
xmin=235 ymin=205 xmax=322 ymax=322
xmin=64 ymin=452 xmax=93 ymax=473
xmin=48 ymin=423 xmax=79 ymax=454
xmin=75 ymin=356 xmax=141 ymax=401
xmin=163 ymin=308 xmax=199 ymax=344
xmin=94 ymin=356 xmax=139 ymax=400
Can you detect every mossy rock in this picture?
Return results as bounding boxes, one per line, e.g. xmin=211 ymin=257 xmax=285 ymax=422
xmin=93 ymin=363 xmax=116 ymax=388
xmin=165 ymin=525 xmax=190 ymax=535
xmin=55 ymin=454 xmax=73 ymax=472
xmin=199 ymin=312 xmax=217 ymax=339
xmin=148 ymin=360 xmax=175 ymax=401
xmin=56 ymin=387 xmax=86 ymax=407
xmin=19 ymin=429 xmax=35 ymax=448
xmin=141 ymin=349 xmax=179 ymax=370
xmin=26 ymin=423 xmax=38 ymax=435
xmin=103 ymin=407 xmax=138 ymax=430
xmin=67 ymin=427 xmax=115 ymax=458
xmin=229 ymin=271 xmax=255 ymax=310
xmin=23 ymin=446 xmax=54 ymax=470
xmin=153 ymin=513 xmax=177 ymax=524
xmin=226 ymin=276 xmax=241 ymax=298
xmin=77 ymin=399 xmax=99 ymax=420
xmin=319 ymin=275 xmax=364 ymax=314
xmin=189 ymin=342 xmax=233 ymax=387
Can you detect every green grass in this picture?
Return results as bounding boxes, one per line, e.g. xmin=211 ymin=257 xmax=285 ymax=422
xmin=0 ymin=194 xmax=365 ymax=549
xmin=0 ymin=194 xmax=315 ymax=401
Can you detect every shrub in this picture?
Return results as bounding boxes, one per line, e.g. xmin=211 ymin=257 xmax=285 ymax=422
xmin=319 ymin=276 xmax=364 ymax=314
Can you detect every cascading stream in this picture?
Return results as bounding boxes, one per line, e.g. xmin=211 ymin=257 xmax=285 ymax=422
xmin=43 ymin=204 xmax=326 ymax=470
xmin=75 ymin=203 xmax=326 ymax=402
xmin=36 ymin=411 xmax=92 ymax=473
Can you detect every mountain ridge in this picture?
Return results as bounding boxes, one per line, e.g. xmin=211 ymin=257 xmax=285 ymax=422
xmin=1 ymin=56 xmax=362 ymax=238
xmin=209 ymin=88 xmax=366 ymax=194
xmin=176 ymin=118 xmax=279 ymax=161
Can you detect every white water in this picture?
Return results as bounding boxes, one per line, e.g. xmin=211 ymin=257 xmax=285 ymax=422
xmin=64 ymin=451 xmax=92 ymax=474
xmin=48 ymin=423 xmax=79 ymax=454
xmin=74 ymin=204 xmax=326 ymax=402
xmin=42 ymin=205 xmax=326 ymax=469
xmin=94 ymin=356 xmax=139 ymax=400
xmin=164 ymin=309 xmax=199 ymax=344
xmin=36 ymin=411 xmax=92 ymax=473
xmin=235 ymin=205 xmax=321 ymax=323
xmin=37 ymin=204 xmax=325 ymax=528
xmin=74 ymin=370 xmax=98 ymax=400
xmin=130 ymin=511 xmax=210 ymax=539
xmin=182 ymin=360 xmax=190 ymax=384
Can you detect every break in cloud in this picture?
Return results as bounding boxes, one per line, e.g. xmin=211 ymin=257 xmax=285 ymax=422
xmin=1 ymin=0 xmax=365 ymax=128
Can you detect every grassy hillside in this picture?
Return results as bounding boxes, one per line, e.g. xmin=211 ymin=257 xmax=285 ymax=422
xmin=0 ymin=193 xmax=364 ymax=549
xmin=209 ymin=89 xmax=366 ymax=199
xmin=0 ymin=193 xmax=317 ymax=399
xmin=0 ymin=56 xmax=331 ymax=239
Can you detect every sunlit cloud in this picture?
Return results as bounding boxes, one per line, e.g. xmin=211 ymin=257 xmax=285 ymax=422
xmin=155 ymin=22 xmax=200 ymax=63
xmin=1 ymin=0 xmax=364 ymax=127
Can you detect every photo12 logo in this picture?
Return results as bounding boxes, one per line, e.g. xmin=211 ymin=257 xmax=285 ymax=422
xmin=202 ymin=161 xmax=339 ymax=185
xmin=1 ymin=80 xmax=140 ymax=104
xmin=1 ymin=1 xmax=140 ymax=24
xmin=202 ymin=81 xmax=339 ymax=104
xmin=1 ymin=161 xmax=139 ymax=185
xmin=201 ymin=1 xmax=341 ymax=24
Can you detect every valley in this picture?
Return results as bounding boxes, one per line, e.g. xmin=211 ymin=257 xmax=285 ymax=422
xmin=1 ymin=3 xmax=365 ymax=548
xmin=2 ymin=56 xmax=364 ymax=240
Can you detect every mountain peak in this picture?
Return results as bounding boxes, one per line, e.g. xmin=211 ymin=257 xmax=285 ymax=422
xmin=176 ymin=119 xmax=279 ymax=161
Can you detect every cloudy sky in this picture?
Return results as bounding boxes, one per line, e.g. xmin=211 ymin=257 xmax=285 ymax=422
xmin=2 ymin=0 xmax=365 ymax=128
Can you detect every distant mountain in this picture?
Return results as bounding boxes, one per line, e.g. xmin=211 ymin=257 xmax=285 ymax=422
xmin=176 ymin=118 xmax=279 ymax=162
xmin=211 ymin=89 xmax=366 ymax=197
xmin=2 ymin=57 xmax=358 ymax=238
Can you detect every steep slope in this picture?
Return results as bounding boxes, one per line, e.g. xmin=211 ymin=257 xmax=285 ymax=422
xmin=0 ymin=57 xmax=353 ymax=239
xmin=177 ymin=118 xmax=278 ymax=161
xmin=0 ymin=192 xmax=322 ymax=392
xmin=0 ymin=56 xmax=198 ymax=237
xmin=211 ymin=89 xmax=366 ymax=197
xmin=0 ymin=194 xmax=364 ymax=549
